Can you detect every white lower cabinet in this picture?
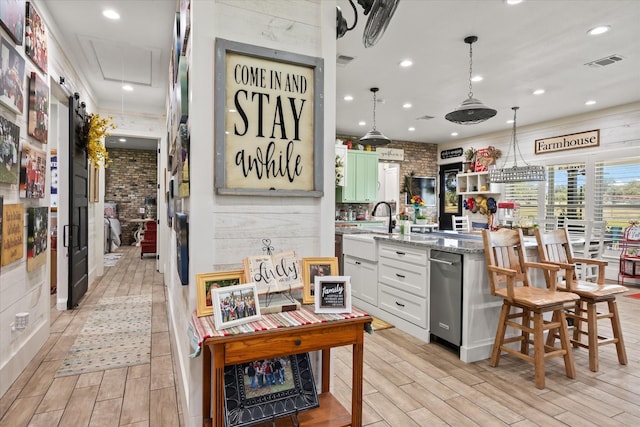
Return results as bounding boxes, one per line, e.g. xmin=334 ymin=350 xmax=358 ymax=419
xmin=378 ymin=241 xmax=429 ymax=329
xmin=344 ymin=255 xmax=378 ymax=306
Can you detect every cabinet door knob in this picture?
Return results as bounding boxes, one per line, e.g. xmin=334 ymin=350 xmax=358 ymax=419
xmin=294 ymin=339 xmax=302 ymax=346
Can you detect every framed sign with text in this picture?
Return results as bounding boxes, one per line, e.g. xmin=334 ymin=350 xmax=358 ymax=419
xmin=214 ymin=39 xmax=324 ymax=197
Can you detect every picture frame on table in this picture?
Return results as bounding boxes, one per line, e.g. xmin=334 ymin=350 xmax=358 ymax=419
xmin=314 ymin=276 xmax=351 ymax=314
xmin=301 ymin=257 xmax=338 ymax=304
xmin=223 ymin=352 xmax=319 ymax=427
xmin=196 ymin=270 xmax=245 ymax=317
xmin=212 ymin=283 xmax=260 ymax=330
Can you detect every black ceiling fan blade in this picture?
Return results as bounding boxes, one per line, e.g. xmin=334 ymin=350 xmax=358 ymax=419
xmin=363 ymin=0 xmax=399 ymax=48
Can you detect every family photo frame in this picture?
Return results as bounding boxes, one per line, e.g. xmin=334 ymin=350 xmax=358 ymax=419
xmin=196 ymin=269 xmax=245 ymax=317
xmin=301 ymin=257 xmax=338 ymax=304
xmin=212 ymin=283 xmax=261 ymax=330
xmin=314 ymin=276 xmax=351 ymax=314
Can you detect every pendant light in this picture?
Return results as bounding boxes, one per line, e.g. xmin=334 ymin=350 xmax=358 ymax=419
xmin=360 ymin=87 xmax=391 ymax=146
xmin=489 ymin=107 xmax=546 ymax=183
xmin=445 ymin=36 xmax=497 ymax=125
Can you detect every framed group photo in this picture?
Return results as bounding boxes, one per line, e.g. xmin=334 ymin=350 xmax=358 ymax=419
xmin=196 ymin=270 xmax=245 ymax=317
xmin=314 ymin=276 xmax=351 ymax=314
xmin=301 ymin=257 xmax=338 ymax=304
xmin=212 ymin=283 xmax=260 ymax=330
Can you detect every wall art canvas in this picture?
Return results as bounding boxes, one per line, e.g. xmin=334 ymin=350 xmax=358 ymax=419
xmin=214 ymin=39 xmax=324 ymax=197
xmin=223 ymin=352 xmax=319 ymax=427
xmin=0 ymin=115 xmax=20 ymax=184
xmin=177 ymin=123 xmax=189 ymax=197
xmin=26 ymin=205 xmax=47 ymax=271
xmin=0 ymin=37 xmax=25 ymax=114
xmin=24 ymin=2 xmax=46 ymax=73
xmin=0 ymin=0 xmax=25 ymax=44
xmin=27 ymin=71 xmax=48 ymax=143
xmin=2 ymin=202 xmax=23 ymax=266
xmin=175 ymin=212 xmax=188 ymax=285
xmin=211 ymin=283 xmax=260 ymax=330
xmin=18 ymin=141 xmax=45 ymax=198
xmin=50 ymin=148 xmax=57 ymax=209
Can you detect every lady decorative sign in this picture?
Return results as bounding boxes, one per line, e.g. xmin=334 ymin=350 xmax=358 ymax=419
xmin=214 ymin=39 xmax=324 ymax=197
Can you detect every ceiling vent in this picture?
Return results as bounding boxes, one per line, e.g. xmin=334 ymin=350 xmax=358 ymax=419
xmin=336 ymin=54 xmax=355 ymax=67
xmin=416 ymin=115 xmax=435 ymax=120
xmin=585 ymin=54 xmax=624 ymax=68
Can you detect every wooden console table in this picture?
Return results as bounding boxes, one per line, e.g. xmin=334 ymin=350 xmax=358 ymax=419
xmin=200 ymin=309 xmax=371 ymax=427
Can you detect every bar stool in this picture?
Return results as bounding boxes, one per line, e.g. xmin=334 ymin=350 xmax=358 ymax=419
xmin=534 ymin=227 xmax=627 ymax=372
xmin=452 ymin=215 xmax=470 ymax=232
xmin=482 ymin=229 xmax=580 ymax=389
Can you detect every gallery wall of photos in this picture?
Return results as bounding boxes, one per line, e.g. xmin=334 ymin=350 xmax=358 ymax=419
xmin=0 ymin=0 xmax=51 ymax=274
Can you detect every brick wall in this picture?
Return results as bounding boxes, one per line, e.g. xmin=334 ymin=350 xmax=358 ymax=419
xmin=105 ymin=148 xmax=157 ymax=245
xmin=336 ymin=134 xmax=438 ymax=212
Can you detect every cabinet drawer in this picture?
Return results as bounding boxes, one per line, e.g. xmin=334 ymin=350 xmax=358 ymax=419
xmin=344 ymin=256 xmax=378 ymax=306
xmin=379 ymin=258 xmax=427 ymax=297
xmin=379 ymin=284 xmax=427 ymax=328
xmin=379 ymin=243 xmax=427 ymax=265
xmin=343 ymin=236 xmax=377 ymax=261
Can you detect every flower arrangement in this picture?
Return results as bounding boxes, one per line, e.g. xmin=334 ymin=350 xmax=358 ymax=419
xmin=82 ymin=113 xmax=116 ymax=167
xmin=335 ymin=155 xmax=344 ymax=186
xmin=464 ymin=147 xmax=476 ymax=161
xmin=410 ymin=195 xmax=425 ymax=206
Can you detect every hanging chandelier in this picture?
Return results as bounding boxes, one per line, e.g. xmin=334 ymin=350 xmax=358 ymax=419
xmin=488 ymin=107 xmax=546 ymax=183
xmin=445 ymin=35 xmax=497 ymax=125
xmin=360 ymin=87 xmax=391 ymax=146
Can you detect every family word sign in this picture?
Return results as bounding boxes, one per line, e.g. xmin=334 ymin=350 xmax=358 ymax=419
xmin=535 ymin=129 xmax=600 ymax=154
xmin=215 ymin=39 xmax=324 ymax=196
xmin=2 ymin=203 xmax=24 ymax=266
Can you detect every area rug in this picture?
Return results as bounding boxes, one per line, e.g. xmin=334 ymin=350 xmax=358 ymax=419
xmin=103 ymin=252 xmax=123 ymax=267
xmin=55 ymin=294 xmax=152 ymax=377
xmin=624 ymin=293 xmax=640 ymax=299
xmin=371 ymin=317 xmax=394 ymax=331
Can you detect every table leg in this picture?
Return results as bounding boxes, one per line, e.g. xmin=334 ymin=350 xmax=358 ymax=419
xmin=321 ymin=348 xmax=331 ymax=394
xmin=352 ymin=338 xmax=364 ymax=427
xmin=202 ymin=345 xmax=212 ymax=427
xmin=212 ymin=344 xmax=226 ymax=427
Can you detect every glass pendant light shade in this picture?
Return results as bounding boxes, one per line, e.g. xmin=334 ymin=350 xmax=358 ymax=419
xmin=445 ymin=35 xmax=496 ymax=125
xmin=360 ymin=87 xmax=391 ymax=146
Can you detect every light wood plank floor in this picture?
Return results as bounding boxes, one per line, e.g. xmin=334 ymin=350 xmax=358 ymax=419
xmin=1 ymin=245 xmax=639 ymax=426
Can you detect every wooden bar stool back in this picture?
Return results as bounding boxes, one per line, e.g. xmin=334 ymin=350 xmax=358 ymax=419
xmin=482 ymin=228 xmax=580 ymax=389
xmin=534 ymin=227 xmax=627 ymax=372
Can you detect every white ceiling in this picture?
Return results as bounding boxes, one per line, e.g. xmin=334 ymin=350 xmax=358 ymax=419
xmin=41 ymin=0 xmax=640 ymax=149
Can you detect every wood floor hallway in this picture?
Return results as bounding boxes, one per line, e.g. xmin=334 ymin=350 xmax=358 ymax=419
xmin=1 ymin=245 xmax=639 ymax=426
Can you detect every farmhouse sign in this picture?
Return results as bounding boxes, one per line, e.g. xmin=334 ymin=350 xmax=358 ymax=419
xmin=535 ymin=129 xmax=599 ymax=154
xmin=214 ymin=39 xmax=324 ymax=197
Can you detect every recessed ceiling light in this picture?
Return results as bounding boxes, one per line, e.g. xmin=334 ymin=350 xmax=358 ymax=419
xmin=506 ymin=119 xmax=514 ymax=124
xmin=471 ymin=75 xmax=483 ymax=82
xmin=533 ymin=89 xmax=545 ymax=95
xmin=451 ymin=132 xmax=458 ymax=136
xmin=585 ymin=100 xmax=597 ymax=106
xmin=122 ymin=84 xmax=133 ymax=91
xmin=505 ymin=0 xmax=523 ymax=5
xmin=408 ymin=127 xmax=415 ymax=131
xmin=102 ymin=9 xmax=120 ymax=20
xmin=399 ymin=59 xmax=413 ymax=67
xmin=118 ymin=138 xmax=127 ymax=142
xmin=402 ymin=103 xmax=412 ymax=109
xmin=588 ymin=25 xmax=611 ymax=36
xmin=358 ymin=121 xmax=366 ymax=126
xmin=343 ymin=95 xmax=354 ymax=101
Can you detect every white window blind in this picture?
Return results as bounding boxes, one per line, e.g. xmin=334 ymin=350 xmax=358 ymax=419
xmin=594 ymin=157 xmax=640 ymax=249
xmin=545 ymin=163 xmax=586 ymax=225
xmin=503 ymin=181 xmax=539 ymax=221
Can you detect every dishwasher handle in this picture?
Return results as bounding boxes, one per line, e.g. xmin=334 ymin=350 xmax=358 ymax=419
xmin=429 ymin=257 xmax=456 ymax=266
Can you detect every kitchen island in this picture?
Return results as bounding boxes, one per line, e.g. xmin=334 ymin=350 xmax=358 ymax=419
xmin=342 ymin=230 xmax=515 ymax=363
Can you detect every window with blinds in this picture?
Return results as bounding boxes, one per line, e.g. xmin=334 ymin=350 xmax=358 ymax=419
xmin=595 ymin=157 xmax=640 ymax=250
xmin=503 ymin=181 xmax=539 ymax=222
xmin=544 ymin=163 xmax=587 ymax=226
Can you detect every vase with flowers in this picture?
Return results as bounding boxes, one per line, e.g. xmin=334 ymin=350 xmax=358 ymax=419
xmin=81 ymin=113 xmax=116 ymax=168
xmin=410 ymin=195 xmax=426 ymax=224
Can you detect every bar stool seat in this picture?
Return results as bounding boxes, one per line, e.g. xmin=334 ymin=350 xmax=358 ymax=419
xmin=482 ymin=229 xmax=580 ymax=389
xmin=535 ymin=227 xmax=627 ymax=372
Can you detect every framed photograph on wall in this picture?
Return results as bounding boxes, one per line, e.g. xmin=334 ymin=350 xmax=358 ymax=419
xmin=223 ymin=352 xmax=319 ymax=427
xmin=301 ymin=257 xmax=338 ymax=304
xmin=0 ymin=115 xmax=20 ymax=184
xmin=25 ymin=2 xmax=47 ymax=73
xmin=26 ymin=206 xmax=47 ymax=272
xmin=175 ymin=212 xmax=188 ymax=285
xmin=19 ymin=142 xmax=46 ymax=199
xmin=0 ymin=0 xmax=25 ymax=45
xmin=314 ymin=276 xmax=351 ymax=314
xmin=196 ymin=270 xmax=245 ymax=317
xmin=211 ymin=283 xmax=260 ymax=330
xmin=0 ymin=38 xmax=26 ymax=114
xmin=214 ymin=38 xmax=324 ymax=197
xmin=27 ymin=71 xmax=48 ymax=143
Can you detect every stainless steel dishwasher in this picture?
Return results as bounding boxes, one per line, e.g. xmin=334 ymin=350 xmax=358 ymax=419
xmin=429 ymin=250 xmax=463 ymax=347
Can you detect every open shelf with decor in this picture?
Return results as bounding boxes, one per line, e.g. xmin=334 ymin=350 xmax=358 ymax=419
xmin=456 ymin=171 xmax=500 ymax=196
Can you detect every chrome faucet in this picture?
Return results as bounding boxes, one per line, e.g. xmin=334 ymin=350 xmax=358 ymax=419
xmin=372 ymin=201 xmax=396 ymax=233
